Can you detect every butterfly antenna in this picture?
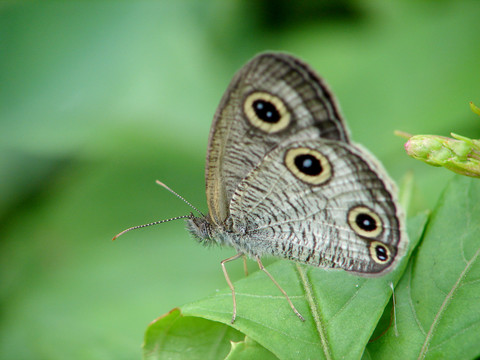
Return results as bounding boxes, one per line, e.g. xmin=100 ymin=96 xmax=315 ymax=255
xmin=112 ymin=214 xmax=192 ymax=241
xmin=155 ymin=180 xmax=204 ymax=216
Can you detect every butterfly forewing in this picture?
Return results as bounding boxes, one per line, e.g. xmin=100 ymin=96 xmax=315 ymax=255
xmin=205 ymin=52 xmax=350 ymax=226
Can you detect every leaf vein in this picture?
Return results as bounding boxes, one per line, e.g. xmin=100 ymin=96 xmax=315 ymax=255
xmin=296 ymin=264 xmax=333 ymax=360
xmin=417 ymin=246 xmax=480 ymax=359
xmin=327 ymin=280 xmax=365 ymax=324
xmin=407 ymin=261 xmax=427 ymax=337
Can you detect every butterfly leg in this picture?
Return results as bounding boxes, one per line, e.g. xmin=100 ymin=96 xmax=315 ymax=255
xmin=221 ymin=252 xmax=244 ymax=324
xmin=256 ymin=257 xmax=305 ymax=322
xmin=242 ymin=254 xmax=249 ymax=276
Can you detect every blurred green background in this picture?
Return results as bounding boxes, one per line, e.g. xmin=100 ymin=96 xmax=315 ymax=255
xmin=1 ymin=0 xmax=479 ymax=358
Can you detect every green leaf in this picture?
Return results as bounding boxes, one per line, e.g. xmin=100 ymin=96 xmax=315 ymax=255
xmin=143 ymin=308 xmax=245 ymax=360
xmin=366 ymin=176 xmax=480 ymax=359
xmin=144 ymin=213 xmax=427 ymax=359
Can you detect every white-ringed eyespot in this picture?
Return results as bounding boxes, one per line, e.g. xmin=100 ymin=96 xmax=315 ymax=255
xmin=243 ymin=91 xmax=291 ymax=133
xmin=284 ymin=147 xmax=332 ymax=185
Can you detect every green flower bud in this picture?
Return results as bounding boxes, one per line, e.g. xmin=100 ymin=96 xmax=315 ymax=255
xmin=405 ymin=134 xmax=480 ymax=178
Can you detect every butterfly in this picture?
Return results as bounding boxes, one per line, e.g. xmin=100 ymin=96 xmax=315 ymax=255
xmin=115 ymin=52 xmax=407 ymax=323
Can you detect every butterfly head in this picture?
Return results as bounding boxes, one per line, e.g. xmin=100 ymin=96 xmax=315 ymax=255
xmin=186 ymin=215 xmax=214 ymax=245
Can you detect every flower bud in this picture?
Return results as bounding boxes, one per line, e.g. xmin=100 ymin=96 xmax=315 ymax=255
xmin=405 ymin=134 xmax=480 ymax=178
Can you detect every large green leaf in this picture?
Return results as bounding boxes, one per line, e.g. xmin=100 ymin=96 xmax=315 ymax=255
xmin=144 ymin=213 xmax=427 ymax=359
xmin=366 ymin=176 xmax=480 ymax=359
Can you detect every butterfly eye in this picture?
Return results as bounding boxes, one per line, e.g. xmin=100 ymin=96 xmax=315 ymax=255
xmin=284 ymin=147 xmax=332 ymax=185
xmin=244 ymin=91 xmax=291 ymax=133
xmin=369 ymin=241 xmax=391 ymax=264
xmin=347 ymin=206 xmax=383 ymax=238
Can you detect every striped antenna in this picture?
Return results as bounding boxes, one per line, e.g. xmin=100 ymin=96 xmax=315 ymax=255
xmin=112 ymin=215 xmax=192 ymax=241
xmin=155 ymin=180 xmax=204 ymax=216
xmin=112 ymin=180 xmax=203 ymax=241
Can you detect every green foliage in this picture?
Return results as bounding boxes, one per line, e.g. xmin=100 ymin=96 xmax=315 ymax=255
xmin=2 ymin=1 xmax=480 ymax=359
xmin=144 ymin=177 xmax=480 ymax=359
xmin=366 ymin=176 xmax=480 ymax=359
